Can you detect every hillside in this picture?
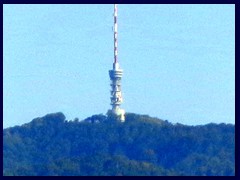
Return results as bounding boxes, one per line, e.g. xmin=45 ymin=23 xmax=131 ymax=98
xmin=3 ymin=112 xmax=235 ymax=176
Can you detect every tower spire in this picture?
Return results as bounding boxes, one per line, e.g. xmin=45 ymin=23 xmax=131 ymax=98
xmin=114 ymin=4 xmax=118 ymax=63
xmin=108 ymin=4 xmax=125 ymax=122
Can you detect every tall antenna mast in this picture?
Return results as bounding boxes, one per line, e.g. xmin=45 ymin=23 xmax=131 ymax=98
xmin=108 ymin=4 xmax=125 ymax=122
xmin=114 ymin=4 xmax=118 ymax=63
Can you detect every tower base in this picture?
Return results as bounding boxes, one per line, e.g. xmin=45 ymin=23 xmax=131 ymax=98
xmin=107 ymin=108 xmax=125 ymax=122
xmin=112 ymin=107 xmax=125 ymax=122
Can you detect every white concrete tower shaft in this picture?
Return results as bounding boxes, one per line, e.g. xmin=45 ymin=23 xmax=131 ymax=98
xmin=109 ymin=4 xmax=125 ymax=122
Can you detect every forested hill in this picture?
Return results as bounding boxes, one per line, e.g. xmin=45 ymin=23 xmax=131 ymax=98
xmin=3 ymin=112 xmax=235 ymax=176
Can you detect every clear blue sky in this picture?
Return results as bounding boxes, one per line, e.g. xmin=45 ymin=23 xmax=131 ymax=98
xmin=3 ymin=4 xmax=235 ymax=128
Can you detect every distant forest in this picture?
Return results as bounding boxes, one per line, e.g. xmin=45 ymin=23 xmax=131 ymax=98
xmin=3 ymin=112 xmax=235 ymax=176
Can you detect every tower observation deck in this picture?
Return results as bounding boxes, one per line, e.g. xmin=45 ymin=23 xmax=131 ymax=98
xmin=109 ymin=4 xmax=125 ymax=122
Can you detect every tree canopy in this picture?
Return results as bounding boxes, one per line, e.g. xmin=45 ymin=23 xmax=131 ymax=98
xmin=3 ymin=112 xmax=235 ymax=176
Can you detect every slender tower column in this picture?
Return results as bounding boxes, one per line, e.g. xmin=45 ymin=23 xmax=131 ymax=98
xmin=109 ymin=4 xmax=125 ymax=122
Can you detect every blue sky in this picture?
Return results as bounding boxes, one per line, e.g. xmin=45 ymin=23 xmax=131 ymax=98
xmin=3 ymin=4 xmax=235 ymax=128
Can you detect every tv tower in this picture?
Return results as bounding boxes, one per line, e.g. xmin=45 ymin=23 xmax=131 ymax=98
xmin=109 ymin=4 xmax=125 ymax=122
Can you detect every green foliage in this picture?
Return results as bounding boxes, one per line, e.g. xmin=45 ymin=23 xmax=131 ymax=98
xmin=3 ymin=112 xmax=235 ymax=176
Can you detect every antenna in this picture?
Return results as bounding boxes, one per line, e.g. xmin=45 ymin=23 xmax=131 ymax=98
xmin=114 ymin=4 xmax=118 ymax=63
xmin=108 ymin=4 xmax=125 ymax=122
